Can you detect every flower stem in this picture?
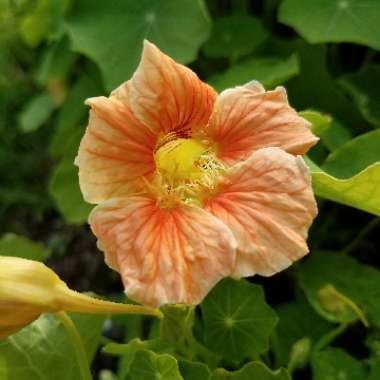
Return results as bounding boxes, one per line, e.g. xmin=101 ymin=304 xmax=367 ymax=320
xmin=313 ymin=323 xmax=348 ymax=353
xmin=56 ymin=311 xmax=92 ymax=380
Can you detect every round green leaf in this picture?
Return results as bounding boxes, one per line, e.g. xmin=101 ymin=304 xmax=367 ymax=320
xmin=209 ymin=362 xmax=291 ymax=380
xmin=65 ymin=0 xmax=211 ymax=90
xmin=125 ymin=350 xmax=183 ymax=380
xmin=279 ymin=0 xmax=380 ymax=51
xmin=202 ymin=13 xmax=267 ymax=59
xmin=200 ymin=278 xmax=278 ymax=362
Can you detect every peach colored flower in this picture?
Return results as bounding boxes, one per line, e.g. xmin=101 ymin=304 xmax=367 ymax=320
xmin=75 ymin=41 xmax=318 ymax=307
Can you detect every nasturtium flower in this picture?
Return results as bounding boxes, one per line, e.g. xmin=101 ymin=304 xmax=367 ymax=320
xmin=0 ymin=256 xmax=161 ymax=338
xmin=76 ymin=41 xmax=318 ymax=307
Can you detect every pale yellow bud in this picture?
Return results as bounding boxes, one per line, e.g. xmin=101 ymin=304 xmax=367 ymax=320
xmin=0 ymin=256 xmax=162 ymax=338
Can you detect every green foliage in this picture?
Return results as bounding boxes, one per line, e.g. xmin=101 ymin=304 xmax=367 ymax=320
xmin=19 ymin=0 xmax=68 ymax=47
xmin=209 ymin=362 xmax=291 ymax=380
xmin=202 ymin=13 xmax=268 ymax=60
xmin=272 ymin=297 xmax=331 ymax=366
xmin=285 ymin=43 xmax=366 ymax=130
xmin=178 ymin=359 xmax=211 ymax=380
xmin=307 ymin=157 xmax=380 ymax=216
xmin=299 ymin=110 xmax=332 ymax=137
xmin=208 ymin=54 xmax=299 ymax=92
xmin=311 ymin=348 xmax=367 ymax=380
xmin=298 ymin=251 xmax=380 ymax=328
xmin=36 ymin=35 xmax=75 ymax=86
xmin=200 ymin=279 xmax=278 ymax=362
xmin=323 ymin=129 xmax=380 ymax=178
xmin=338 ymin=65 xmax=380 ymax=127
xmin=124 ymin=350 xmax=183 ymax=380
xmin=279 ymin=0 xmax=380 ymax=50
xmin=3 ymin=0 xmax=380 ymax=378
xmin=18 ymin=92 xmax=54 ymax=133
xmin=49 ymin=131 xmax=93 ymax=224
xmin=0 ymin=312 xmax=105 ymax=380
xmin=65 ymin=0 xmax=211 ymax=90
xmin=0 ymin=233 xmax=50 ymax=261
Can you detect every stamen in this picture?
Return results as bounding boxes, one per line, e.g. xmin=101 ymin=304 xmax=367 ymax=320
xmin=152 ymin=137 xmax=223 ymax=207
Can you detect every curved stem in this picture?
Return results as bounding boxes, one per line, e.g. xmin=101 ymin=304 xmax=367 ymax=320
xmin=313 ymin=323 xmax=348 ymax=353
xmin=56 ymin=311 xmax=92 ymax=380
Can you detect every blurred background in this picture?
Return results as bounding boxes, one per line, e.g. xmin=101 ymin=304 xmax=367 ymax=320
xmin=1 ymin=0 xmax=380 ymax=379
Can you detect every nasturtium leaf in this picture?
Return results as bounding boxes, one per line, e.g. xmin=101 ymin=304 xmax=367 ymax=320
xmin=299 ymin=110 xmax=332 ymax=137
xmin=311 ymin=348 xmax=367 ymax=380
xmin=200 ymin=278 xmax=278 ymax=362
xmin=160 ymin=305 xmax=195 ymax=348
xmin=49 ymin=67 xmax=103 ymax=157
xmin=323 ymin=129 xmax=380 ymax=178
xmin=124 ymin=349 xmax=183 ymax=380
xmin=0 ymin=312 xmax=105 ymax=380
xmin=178 ymin=360 xmax=211 ymax=380
xmin=284 ymin=42 xmax=366 ymax=130
xmin=49 ymin=131 xmax=92 ymax=225
xmin=209 ymin=362 xmax=291 ymax=380
xmin=319 ymin=119 xmax=353 ymax=152
xmin=278 ymin=0 xmax=380 ymax=51
xmin=339 ymin=65 xmax=380 ymax=127
xmin=104 ymin=339 xmax=171 ymax=379
xmin=202 ymin=13 xmax=268 ymax=59
xmin=306 ymin=157 xmax=380 ymax=216
xmin=18 ymin=93 xmax=55 ymax=133
xmin=208 ymin=54 xmax=299 ymax=92
xmin=0 ymin=233 xmax=51 ymax=261
xmin=19 ymin=0 xmax=69 ymax=47
xmin=65 ymin=0 xmax=211 ymax=90
xmin=298 ymin=251 xmax=380 ymax=328
xmin=272 ymin=297 xmax=331 ymax=366
xmin=36 ymin=35 xmax=75 ymax=86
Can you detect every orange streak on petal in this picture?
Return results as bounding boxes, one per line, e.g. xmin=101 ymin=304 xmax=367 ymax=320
xmin=89 ymin=196 xmax=236 ymax=307
xmin=128 ymin=40 xmax=217 ymax=137
xmin=204 ymin=147 xmax=317 ymax=277
xmin=205 ymin=84 xmax=319 ymax=165
xmin=75 ymin=109 xmax=155 ymax=204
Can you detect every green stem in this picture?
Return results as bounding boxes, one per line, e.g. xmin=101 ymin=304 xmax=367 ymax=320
xmin=56 ymin=311 xmax=92 ymax=380
xmin=313 ymin=323 xmax=348 ymax=353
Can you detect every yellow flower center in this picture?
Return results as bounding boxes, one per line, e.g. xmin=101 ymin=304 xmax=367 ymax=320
xmin=153 ymin=137 xmax=222 ymax=206
xmin=154 ymin=138 xmax=206 ymax=181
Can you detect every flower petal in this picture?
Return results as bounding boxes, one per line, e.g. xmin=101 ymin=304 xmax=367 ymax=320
xmin=204 ymin=147 xmax=317 ymax=277
xmin=89 ymin=196 xmax=236 ymax=307
xmin=127 ymin=40 xmax=217 ymax=138
xmin=205 ymin=84 xmax=318 ymax=165
xmin=75 ymin=103 xmax=156 ymax=204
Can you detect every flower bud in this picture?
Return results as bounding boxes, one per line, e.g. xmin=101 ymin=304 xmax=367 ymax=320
xmin=0 ymin=256 xmax=162 ymax=338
